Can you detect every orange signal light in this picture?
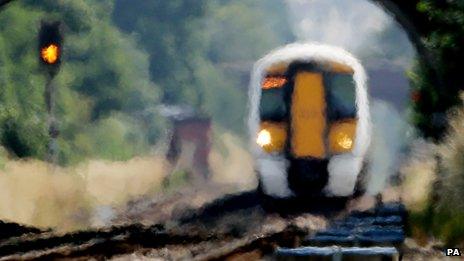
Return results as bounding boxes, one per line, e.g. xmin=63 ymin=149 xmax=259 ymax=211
xmin=41 ymin=44 xmax=60 ymax=64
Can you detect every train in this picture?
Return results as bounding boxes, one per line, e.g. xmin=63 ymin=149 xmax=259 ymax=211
xmin=248 ymin=43 xmax=371 ymax=199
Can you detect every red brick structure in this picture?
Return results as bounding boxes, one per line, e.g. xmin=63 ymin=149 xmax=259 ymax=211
xmin=166 ymin=116 xmax=211 ymax=180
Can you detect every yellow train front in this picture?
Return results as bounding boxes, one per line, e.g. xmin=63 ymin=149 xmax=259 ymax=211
xmin=248 ymin=43 xmax=371 ymax=199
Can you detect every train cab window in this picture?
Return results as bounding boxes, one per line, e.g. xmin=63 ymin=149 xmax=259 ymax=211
xmin=326 ymin=73 xmax=357 ymax=121
xmin=260 ymin=76 xmax=287 ymax=121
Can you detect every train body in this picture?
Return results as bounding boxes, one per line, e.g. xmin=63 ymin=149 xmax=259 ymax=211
xmin=248 ymin=43 xmax=371 ymax=198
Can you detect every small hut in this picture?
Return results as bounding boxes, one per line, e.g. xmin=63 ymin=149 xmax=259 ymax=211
xmin=158 ymin=105 xmax=211 ymax=181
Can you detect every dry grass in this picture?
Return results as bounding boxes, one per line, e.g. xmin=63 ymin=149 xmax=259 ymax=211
xmin=0 ymin=156 xmax=169 ymax=232
xmin=437 ymin=99 xmax=464 ymax=212
xmin=0 ymin=131 xmax=256 ymax=232
xmin=401 ymin=93 xmax=464 ymax=246
xmin=399 ymin=140 xmax=437 ymax=212
xmin=209 ymin=133 xmax=256 ymax=191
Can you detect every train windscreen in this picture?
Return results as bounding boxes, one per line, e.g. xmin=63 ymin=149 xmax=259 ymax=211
xmin=326 ymin=73 xmax=357 ymax=121
xmin=260 ymin=87 xmax=287 ymax=121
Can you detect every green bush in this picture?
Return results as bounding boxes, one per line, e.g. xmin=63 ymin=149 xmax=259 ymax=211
xmin=0 ymin=1 xmax=163 ymax=164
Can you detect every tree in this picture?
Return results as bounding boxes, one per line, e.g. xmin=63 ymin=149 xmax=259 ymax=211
xmin=374 ymin=0 xmax=464 ymax=139
xmin=0 ymin=0 xmax=164 ymax=164
xmin=113 ymin=0 xmax=294 ymax=134
xmin=410 ymin=0 xmax=464 ymax=140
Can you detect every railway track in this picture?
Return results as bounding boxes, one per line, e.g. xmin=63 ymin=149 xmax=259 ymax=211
xmin=0 ymin=190 xmax=411 ymax=260
xmin=277 ymin=202 xmax=407 ymax=260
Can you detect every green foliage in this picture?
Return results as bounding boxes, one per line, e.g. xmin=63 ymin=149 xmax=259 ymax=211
xmin=113 ymin=0 xmax=209 ymax=106
xmin=408 ymin=0 xmax=464 ymax=240
xmin=0 ymin=0 xmax=293 ymax=164
xmin=409 ymin=62 xmax=442 ymax=137
xmin=206 ymin=0 xmax=293 ymax=64
xmin=410 ymin=205 xmax=464 ymax=247
xmin=439 ymin=213 xmax=464 ymax=247
xmin=0 ymin=4 xmax=48 ymax=158
xmin=411 ymin=0 xmax=464 ymax=139
xmin=113 ymin=0 xmax=293 ymax=134
xmin=0 ymin=1 xmax=164 ymax=164
xmin=162 ymin=170 xmax=189 ymax=193
xmin=59 ymin=112 xmax=165 ymax=165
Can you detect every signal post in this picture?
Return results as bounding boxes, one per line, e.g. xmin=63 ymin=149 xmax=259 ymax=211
xmin=38 ymin=21 xmax=62 ymax=164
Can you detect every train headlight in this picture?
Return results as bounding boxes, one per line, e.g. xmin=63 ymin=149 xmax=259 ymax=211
xmin=257 ymin=122 xmax=287 ymax=153
xmin=336 ymin=133 xmax=353 ymax=150
xmin=257 ymin=129 xmax=272 ymax=147
xmin=329 ymin=119 xmax=357 ymax=154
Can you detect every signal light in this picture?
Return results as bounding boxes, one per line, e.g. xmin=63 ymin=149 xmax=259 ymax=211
xmin=38 ymin=21 xmax=63 ymax=163
xmin=38 ymin=21 xmax=62 ymax=76
xmin=41 ymin=43 xmax=59 ymax=64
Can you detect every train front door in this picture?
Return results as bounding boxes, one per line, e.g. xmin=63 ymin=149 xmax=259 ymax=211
xmin=290 ymin=71 xmax=327 ymax=159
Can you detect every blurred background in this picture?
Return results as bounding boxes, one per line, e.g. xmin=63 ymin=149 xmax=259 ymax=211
xmin=0 ymin=0 xmax=463 ymax=248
